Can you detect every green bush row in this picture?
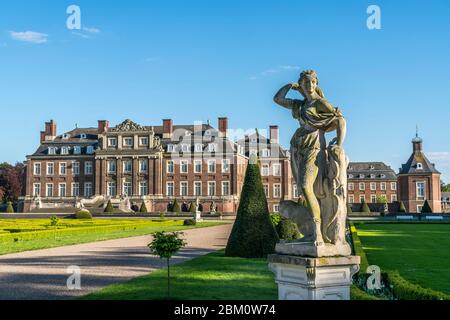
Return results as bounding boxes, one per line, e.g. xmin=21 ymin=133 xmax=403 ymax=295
xmin=350 ymin=285 xmax=382 ymax=300
xmin=349 ymin=224 xmax=370 ymax=272
xmin=386 ymin=271 xmax=450 ymax=300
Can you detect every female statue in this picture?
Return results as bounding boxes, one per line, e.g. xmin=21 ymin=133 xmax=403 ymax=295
xmin=274 ymin=70 xmax=348 ymax=248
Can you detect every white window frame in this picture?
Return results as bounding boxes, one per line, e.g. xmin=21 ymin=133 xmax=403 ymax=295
xmin=72 ymin=183 xmax=80 ymax=197
xmin=123 ymin=160 xmax=132 ymax=174
xmin=46 ymin=183 xmax=53 ymax=197
xmin=208 ymin=181 xmax=216 ymax=196
xmin=416 ymin=181 xmax=426 ymax=199
xmin=34 ymin=163 xmax=41 ymax=176
xmin=33 ymin=183 xmax=41 ymax=197
xmin=73 ymin=146 xmax=81 ymax=155
xmin=262 ymin=149 xmax=271 ymax=158
xmin=61 ymin=147 xmax=69 ymax=155
xmin=85 ymin=161 xmax=93 ymax=175
xmin=391 ymin=194 xmax=398 ymax=202
xmin=195 ymin=144 xmax=203 ymax=152
xmin=180 ymin=160 xmax=189 ymax=174
xmin=123 ymin=137 xmax=133 ymax=147
xmin=139 ymin=159 xmax=148 ymax=173
xmin=208 ymin=143 xmax=218 ymax=152
xmin=380 ymin=182 xmax=386 ymax=191
xmin=84 ymin=182 xmax=93 ymax=198
xmin=370 ymin=194 xmax=377 ymax=203
xmin=348 ymin=183 xmax=354 ymax=191
xmin=108 ymin=137 xmax=118 ymax=147
xmin=359 ymin=195 xmax=366 ymax=203
xmin=107 ymin=182 xmax=116 ymax=197
xmin=261 ymin=164 xmax=270 ymax=176
xmin=348 ymin=195 xmax=354 ymax=203
xmin=194 ymin=181 xmax=202 ymax=196
xmin=293 ymin=184 xmax=299 ymax=198
xmin=194 ymin=160 xmax=202 ymax=173
xmin=391 ymin=182 xmax=397 ymax=191
xmin=273 ymin=205 xmax=280 ymax=213
xmin=167 ymin=144 xmax=175 ymax=152
xmin=359 ymin=182 xmax=365 ymax=191
xmin=181 ymin=144 xmax=190 ymax=153
xmin=222 ymin=159 xmax=230 ymax=173
xmin=123 ymin=181 xmax=132 ymax=196
xmin=107 ymin=160 xmax=117 ymax=174
xmin=208 ymin=160 xmax=216 ymax=173
xmin=263 ymin=184 xmax=269 ymax=198
xmin=273 ymin=184 xmax=282 ymax=198
xmin=166 ymin=182 xmax=175 ymax=197
xmin=72 ymin=161 xmax=80 ymax=175
xmin=86 ymin=146 xmax=94 ymax=154
xmin=167 ymin=160 xmax=175 ymax=174
xmin=222 ymin=181 xmax=230 ymax=196
xmin=48 ymin=147 xmax=57 ymax=155
xmin=139 ymin=137 xmax=149 ymax=146
xmin=60 ymin=162 xmax=67 ymax=175
xmin=139 ymin=181 xmax=148 ymax=196
xmin=370 ymin=182 xmax=376 ymax=191
xmin=272 ymin=163 xmax=281 ymax=176
xmin=47 ymin=163 xmax=54 ymax=176
xmin=59 ymin=183 xmax=66 ymax=197
xmin=180 ymin=181 xmax=189 ymax=197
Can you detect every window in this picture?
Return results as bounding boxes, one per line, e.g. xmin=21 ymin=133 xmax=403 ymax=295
xmin=72 ymin=183 xmax=80 ymax=197
xmin=123 ymin=137 xmax=133 ymax=147
xmin=72 ymin=161 xmax=80 ymax=175
xmin=391 ymin=194 xmax=398 ymax=202
xmin=371 ymin=194 xmax=377 ymax=203
xmin=195 ymin=144 xmax=203 ymax=152
xmin=167 ymin=144 xmax=175 ymax=152
xmin=417 ymin=162 xmax=423 ymax=170
xmin=73 ymin=146 xmax=81 ymax=155
xmin=348 ymin=174 xmax=354 ymax=179
xmin=139 ymin=182 xmax=148 ymax=196
xmin=359 ymin=174 xmax=365 ymax=179
xmin=273 ymin=163 xmax=281 ymax=176
xmin=222 ymin=159 xmax=230 ymax=173
xmin=123 ymin=160 xmax=132 ymax=174
xmin=63 ymin=133 xmax=70 ymax=140
xmin=222 ymin=181 xmax=230 ymax=196
xmin=46 ymin=184 xmax=53 ymax=197
xmin=181 ymin=144 xmax=190 ymax=153
xmin=85 ymin=161 xmax=93 ymax=175
xmin=33 ymin=183 xmax=41 ymax=197
xmin=61 ymin=147 xmax=69 ymax=155
xmin=86 ymin=146 xmax=94 ymax=154
xmin=194 ymin=160 xmax=202 ymax=173
xmin=139 ymin=137 xmax=148 ymax=146
xmin=194 ymin=182 xmax=202 ymax=196
xmin=84 ymin=183 xmax=93 ymax=198
xmin=391 ymin=182 xmax=397 ymax=191
xmin=57 ymin=184 xmax=65 ymax=199
xmin=416 ymin=181 xmax=425 ymax=199
xmin=167 ymin=182 xmax=175 ymax=197
xmin=370 ymin=182 xmax=376 ymax=191
xmin=208 ymin=182 xmax=216 ymax=196
xmin=123 ymin=181 xmax=132 ymax=196
xmin=80 ymin=134 xmax=87 ymax=139
xmin=208 ymin=160 xmax=216 ymax=173
xmin=273 ymin=184 xmax=282 ymax=198
xmin=348 ymin=195 xmax=354 ymax=203
xmin=108 ymin=160 xmax=117 ymax=174
xmin=261 ymin=164 xmax=270 ymax=176
xmin=167 ymin=160 xmax=175 ymax=174
xmin=293 ymin=184 xmax=299 ymax=198
xmin=34 ymin=163 xmax=41 ymax=175
xmin=139 ymin=159 xmax=148 ymax=173
xmin=262 ymin=149 xmax=271 ymax=158
xmin=263 ymin=184 xmax=269 ymax=198
xmin=47 ymin=163 xmax=54 ymax=175
xmin=359 ymin=195 xmax=366 ymax=203
xmin=59 ymin=163 xmax=67 ymax=175
xmin=107 ymin=182 xmax=116 ymax=197
xmin=370 ymin=174 xmax=376 ymax=179
xmin=108 ymin=138 xmax=117 ymax=147
xmin=348 ymin=183 xmax=354 ymax=191
xmin=180 ymin=182 xmax=188 ymax=196
xmin=273 ymin=205 xmax=280 ymax=213
xmin=208 ymin=144 xmax=218 ymax=152
xmin=381 ymin=174 xmax=386 ymax=179
xmin=359 ymin=182 xmax=365 ymax=191
xmin=180 ymin=160 xmax=189 ymax=174
xmin=48 ymin=147 xmax=57 ymax=155
xmin=381 ymin=182 xmax=386 ymax=191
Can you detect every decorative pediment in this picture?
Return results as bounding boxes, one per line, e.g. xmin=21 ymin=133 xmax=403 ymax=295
xmin=111 ymin=119 xmax=150 ymax=132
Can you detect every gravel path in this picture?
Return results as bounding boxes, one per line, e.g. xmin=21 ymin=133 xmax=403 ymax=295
xmin=0 ymin=224 xmax=232 ymax=300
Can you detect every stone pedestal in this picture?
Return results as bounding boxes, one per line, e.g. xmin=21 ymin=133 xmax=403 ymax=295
xmin=194 ymin=211 xmax=203 ymax=222
xmin=268 ymin=254 xmax=360 ymax=300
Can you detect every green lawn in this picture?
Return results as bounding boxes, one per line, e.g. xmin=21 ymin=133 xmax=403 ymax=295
xmin=83 ymin=251 xmax=278 ymax=300
xmin=0 ymin=218 xmax=225 ymax=255
xmin=355 ymin=222 xmax=450 ymax=295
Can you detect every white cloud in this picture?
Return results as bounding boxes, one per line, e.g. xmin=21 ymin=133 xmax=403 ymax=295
xmin=428 ymin=152 xmax=450 ymax=165
xmin=72 ymin=32 xmax=90 ymax=39
xmin=9 ymin=31 xmax=48 ymax=44
xmin=250 ymin=65 xmax=301 ymax=80
xmin=83 ymin=27 xmax=101 ymax=34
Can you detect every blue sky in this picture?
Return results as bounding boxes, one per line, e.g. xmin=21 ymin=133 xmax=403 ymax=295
xmin=1 ymin=0 xmax=450 ymax=181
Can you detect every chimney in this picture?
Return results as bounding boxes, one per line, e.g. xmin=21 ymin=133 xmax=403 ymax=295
xmin=44 ymin=120 xmax=57 ymax=141
xmin=98 ymin=120 xmax=109 ymax=134
xmin=218 ymin=117 xmax=228 ymax=138
xmin=40 ymin=131 xmax=46 ymax=144
xmin=163 ymin=119 xmax=173 ymax=139
xmin=270 ymin=125 xmax=279 ymax=144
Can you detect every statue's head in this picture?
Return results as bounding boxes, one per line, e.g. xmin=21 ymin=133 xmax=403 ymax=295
xmin=298 ymin=70 xmax=324 ymax=99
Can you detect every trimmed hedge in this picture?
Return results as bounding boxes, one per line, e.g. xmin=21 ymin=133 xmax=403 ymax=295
xmin=183 ymin=219 xmax=196 ymax=226
xmin=386 ymin=271 xmax=450 ymax=300
xmin=421 ymin=200 xmax=432 ymax=213
xmin=6 ymin=202 xmax=14 ymax=213
xmin=360 ymin=199 xmax=371 ymax=213
xmin=189 ymin=202 xmax=197 ymax=213
xmin=104 ymin=200 xmax=114 ymax=213
xmin=351 ymin=285 xmax=382 ymax=300
xmin=350 ymin=224 xmax=369 ymax=273
xmin=75 ymin=211 xmax=93 ymax=220
xmin=399 ymin=201 xmax=406 ymax=213
xmin=172 ymin=199 xmax=181 ymax=213
xmin=140 ymin=202 xmax=148 ymax=213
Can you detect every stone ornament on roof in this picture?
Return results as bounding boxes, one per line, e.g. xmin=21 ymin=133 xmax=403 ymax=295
xmin=111 ymin=119 xmax=151 ymax=132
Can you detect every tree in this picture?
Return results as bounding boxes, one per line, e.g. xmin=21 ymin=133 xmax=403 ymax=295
xmin=172 ymin=199 xmax=181 ymax=213
xmin=148 ymin=232 xmax=186 ymax=299
xmin=399 ymin=201 xmax=407 ymax=213
xmin=50 ymin=216 xmax=59 ymax=240
xmin=421 ymin=200 xmax=433 ymax=213
xmin=225 ymin=155 xmax=279 ymax=258
xmin=0 ymin=162 xmax=25 ymax=203
xmin=442 ymin=184 xmax=450 ymax=192
xmin=104 ymin=200 xmax=114 ymax=213
xmin=376 ymin=195 xmax=388 ymax=204
xmin=140 ymin=202 xmax=148 ymax=213
xmin=360 ymin=199 xmax=371 ymax=213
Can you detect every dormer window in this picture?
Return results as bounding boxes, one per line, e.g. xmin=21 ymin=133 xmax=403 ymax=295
xmin=348 ymin=174 xmax=354 ymax=179
xmin=48 ymin=147 xmax=57 ymax=155
xmin=185 ymin=131 xmax=192 ymax=137
xmin=73 ymin=146 xmax=81 ymax=155
xmin=195 ymin=144 xmax=203 ymax=152
xmin=262 ymin=149 xmax=271 ymax=158
xmin=108 ymin=138 xmax=117 ymax=147
xmin=359 ymin=174 xmax=365 ymax=179
xmin=61 ymin=147 xmax=70 ymax=155
xmin=86 ymin=146 xmax=94 ymax=154
xmin=417 ymin=163 xmax=423 ymax=170
xmin=381 ymin=174 xmax=386 ymax=179
xmin=62 ymin=133 xmax=71 ymax=140
xmin=251 ymin=138 xmax=257 ymax=143
xmin=80 ymin=134 xmax=87 ymax=139
xmin=139 ymin=137 xmax=149 ymax=146
xmin=123 ymin=137 xmax=133 ymax=147
xmin=181 ymin=144 xmax=190 ymax=152
xmin=370 ymin=165 xmax=375 ymax=170
xmin=370 ymin=174 xmax=376 ymax=179
xmin=208 ymin=143 xmax=218 ymax=152
xmin=205 ymin=130 xmax=211 ymax=136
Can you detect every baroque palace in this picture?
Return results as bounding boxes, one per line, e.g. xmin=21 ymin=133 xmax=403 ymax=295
xmin=21 ymin=118 xmax=442 ymax=214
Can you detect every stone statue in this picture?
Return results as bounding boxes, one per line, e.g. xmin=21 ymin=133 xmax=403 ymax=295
xmin=273 ymin=70 xmax=351 ymax=257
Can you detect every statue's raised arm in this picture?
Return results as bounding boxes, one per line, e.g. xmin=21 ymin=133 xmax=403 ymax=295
xmin=273 ymin=83 xmax=303 ymax=110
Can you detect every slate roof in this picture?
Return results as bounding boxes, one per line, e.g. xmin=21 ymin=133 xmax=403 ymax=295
xmin=347 ymin=162 xmax=397 ymax=180
xmin=236 ymin=131 xmax=289 ymax=159
xmin=399 ymin=151 xmax=440 ymax=174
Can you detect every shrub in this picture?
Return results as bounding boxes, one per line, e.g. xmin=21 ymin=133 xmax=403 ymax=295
xmin=225 ymin=155 xmax=279 ymax=258
xmin=104 ymin=200 xmax=114 ymax=213
xmin=6 ymin=201 xmax=14 ymax=213
xmin=350 ymin=224 xmax=369 ymax=272
xmin=270 ymin=213 xmax=282 ymax=227
xmin=421 ymin=200 xmax=433 ymax=213
xmin=399 ymin=201 xmax=406 ymax=213
xmin=351 ymin=285 xmax=382 ymax=300
xmin=386 ymin=271 xmax=450 ymax=300
xmin=360 ymin=199 xmax=371 ymax=213
xmin=347 ymin=203 xmax=353 ymax=214
xmin=75 ymin=211 xmax=93 ymax=219
xmin=183 ymin=219 xmax=196 ymax=226
xmin=172 ymin=199 xmax=181 ymax=213
xmin=189 ymin=202 xmax=197 ymax=213
xmin=140 ymin=202 xmax=148 ymax=213
xmin=159 ymin=212 xmax=165 ymax=219
xmin=276 ymin=218 xmax=301 ymax=240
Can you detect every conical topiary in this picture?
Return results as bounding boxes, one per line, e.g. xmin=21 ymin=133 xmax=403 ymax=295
xmin=225 ymin=155 xmax=279 ymax=258
xmin=172 ymin=199 xmax=181 ymax=213
xmin=140 ymin=202 xmax=148 ymax=213
xmin=421 ymin=200 xmax=433 ymax=213
xmin=399 ymin=201 xmax=406 ymax=213
xmin=189 ymin=202 xmax=197 ymax=213
xmin=104 ymin=200 xmax=114 ymax=213
xmin=360 ymin=199 xmax=371 ymax=213
xmin=6 ymin=201 xmax=14 ymax=213
xmin=347 ymin=203 xmax=353 ymax=214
